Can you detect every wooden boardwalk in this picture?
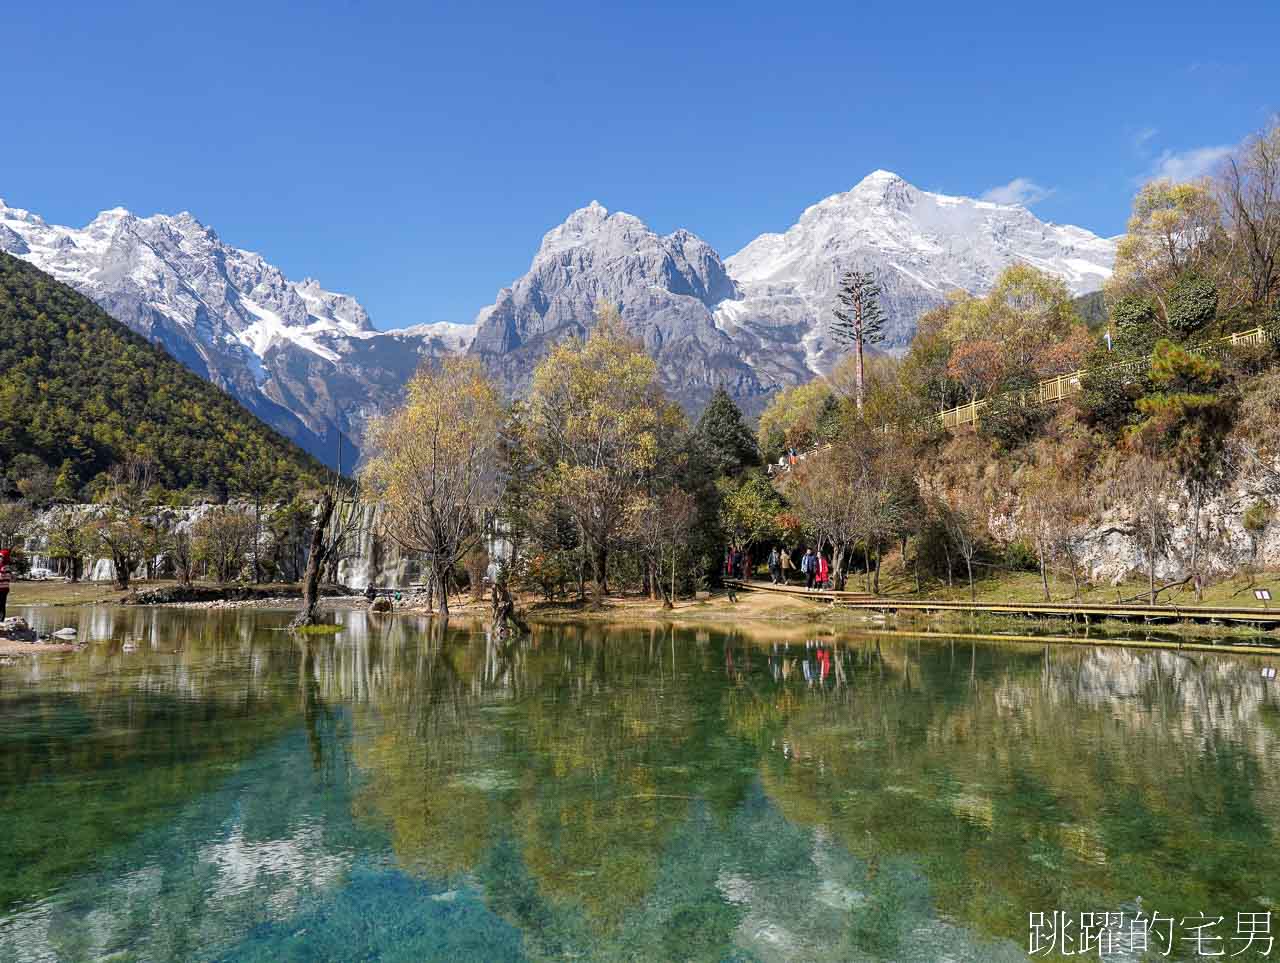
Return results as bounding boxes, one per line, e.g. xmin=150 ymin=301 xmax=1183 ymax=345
xmin=725 ymin=579 xmax=1280 ymax=628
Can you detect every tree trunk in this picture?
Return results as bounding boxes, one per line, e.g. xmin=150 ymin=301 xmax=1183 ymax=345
xmin=593 ymin=545 xmax=608 ymax=605
xmin=668 ymin=550 xmax=677 ymax=610
xmin=1190 ymin=487 xmax=1203 ymax=602
xmin=425 ymin=564 xmax=435 ymax=611
xmin=855 ymin=335 xmax=866 ymax=414
xmin=253 ymin=500 xmax=262 ymax=584
xmin=873 ymin=544 xmax=881 ymax=594
xmin=965 ymin=555 xmax=975 ymax=602
xmin=437 ymin=567 xmax=451 ymax=619
xmin=113 ymin=553 xmax=130 ymax=591
xmin=864 ymin=543 xmax=872 ymax=593
xmin=1039 ymin=543 xmax=1050 ymax=601
xmin=1148 ymin=512 xmax=1158 ymax=605
xmin=491 ymin=579 xmax=524 ymax=639
xmin=293 ymin=490 xmax=335 ymax=628
xmin=943 ymin=542 xmax=953 ymax=587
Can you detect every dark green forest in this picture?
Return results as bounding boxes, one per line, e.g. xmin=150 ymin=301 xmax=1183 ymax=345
xmin=0 ymin=252 xmax=328 ymax=500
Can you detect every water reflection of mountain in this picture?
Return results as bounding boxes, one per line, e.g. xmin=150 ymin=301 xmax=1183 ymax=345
xmin=3 ymin=611 xmax=1278 ymax=961
xmin=320 ymin=625 xmax=1280 ymax=959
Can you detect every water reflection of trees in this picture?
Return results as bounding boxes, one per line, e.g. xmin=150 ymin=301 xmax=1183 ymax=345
xmin=731 ymin=639 xmax=1280 ymax=948
xmin=321 ymin=624 xmax=1280 ymax=958
xmin=20 ymin=610 xmax=1274 ymax=958
xmin=0 ymin=608 xmax=309 ymax=912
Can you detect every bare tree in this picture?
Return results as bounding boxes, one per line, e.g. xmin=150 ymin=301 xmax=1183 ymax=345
xmin=1114 ymin=453 xmax=1177 ymax=604
xmin=292 ymin=477 xmax=365 ymax=627
xmin=90 ymin=457 xmax=161 ymax=590
xmin=1022 ymin=443 xmax=1095 ymax=600
xmin=42 ymin=506 xmax=90 ymax=582
xmin=626 ymin=488 xmax=697 ymax=608
xmin=170 ymin=527 xmax=196 ymax=586
xmin=0 ymin=501 xmax=33 ymax=551
xmin=192 ymin=505 xmax=256 ymax=583
xmin=1218 ymin=122 xmax=1280 ymax=309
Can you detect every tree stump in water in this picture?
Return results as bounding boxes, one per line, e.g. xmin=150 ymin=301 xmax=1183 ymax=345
xmin=490 ymin=581 xmax=529 ymax=639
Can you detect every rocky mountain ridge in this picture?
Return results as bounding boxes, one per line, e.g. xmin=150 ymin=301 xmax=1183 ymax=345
xmin=0 ymin=198 xmax=469 ymax=465
xmin=2 ymin=171 xmax=1117 ymax=461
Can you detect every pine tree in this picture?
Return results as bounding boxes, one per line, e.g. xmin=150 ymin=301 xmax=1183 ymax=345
xmin=1130 ymin=340 xmax=1239 ymax=600
xmin=831 ymin=269 xmax=886 ymax=413
xmin=694 ymin=386 xmax=759 ymax=478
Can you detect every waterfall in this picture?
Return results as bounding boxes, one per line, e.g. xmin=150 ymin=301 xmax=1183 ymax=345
xmin=337 ymin=502 xmax=421 ymax=589
xmin=22 ymin=500 xmax=511 ymax=590
xmin=337 ymin=504 xmax=514 ymax=590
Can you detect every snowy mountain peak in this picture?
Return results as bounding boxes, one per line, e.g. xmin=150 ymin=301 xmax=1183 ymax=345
xmin=536 ymin=201 xmax=669 ymax=261
xmin=470 ymin=202 xmax=742 ymax=401
xmin=719 ymin=171 xmax=1117 ymax=369
xmin=0 ymin=194 xmax=466 ymax=467
xmin=92 ymin=206 xmax=134 ymax=221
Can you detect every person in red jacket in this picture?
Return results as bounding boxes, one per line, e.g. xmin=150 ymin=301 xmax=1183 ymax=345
xmin=816 ymin=553 xmax=829 ymax=590
xmin=0 ymin=549 xmax=11 ymax=620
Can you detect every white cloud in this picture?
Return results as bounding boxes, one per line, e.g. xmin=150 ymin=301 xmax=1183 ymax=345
xmin=1149 ymin=144 xmax=1233 ymax=181
xmin=981 ymin=177 xmax=1055 ymax=207
xmin=1132 ymin=126 xmax=1158 ymax=151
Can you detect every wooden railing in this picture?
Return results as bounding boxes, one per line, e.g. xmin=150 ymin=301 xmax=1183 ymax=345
xmin=769 ymin=322 xmax=1277 ymax=474
xmin=934 ymin=323 xmax=1276 ymax=430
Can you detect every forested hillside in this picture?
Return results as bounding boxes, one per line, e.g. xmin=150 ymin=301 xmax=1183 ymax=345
xmin=0 ymin=252 xmax=329 ymax=499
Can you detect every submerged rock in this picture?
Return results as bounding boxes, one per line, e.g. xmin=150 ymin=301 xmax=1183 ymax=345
xmin=0 ymin=618 xmax=36 ymax=643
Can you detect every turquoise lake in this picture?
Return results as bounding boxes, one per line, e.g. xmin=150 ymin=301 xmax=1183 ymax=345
xmin=1 ymin=607 xmax=1279 ymax=961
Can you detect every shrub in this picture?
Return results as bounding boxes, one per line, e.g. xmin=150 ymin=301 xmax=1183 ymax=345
xmin=1001 ymin=539 xmax=1040 ymax=573
xmin=979 ymin=384 xmax=1050 ymax=451
xmin=1166 ymin=272 xmax=1218 ymax=338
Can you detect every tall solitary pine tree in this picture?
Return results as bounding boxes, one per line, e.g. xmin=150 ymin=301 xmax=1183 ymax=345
xmin=831 ymin=269 xmax=886 ymax=413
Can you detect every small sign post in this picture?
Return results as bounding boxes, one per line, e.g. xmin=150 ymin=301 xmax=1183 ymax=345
xmin=1255 ymin=588 xmax=1272 ymax=609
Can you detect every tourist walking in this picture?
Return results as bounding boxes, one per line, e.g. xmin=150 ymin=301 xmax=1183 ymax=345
xmin=0 ymin=549 xmax=11 ymax=620
xmin=780 ymin=548 xmax=794 ymax=585
xmin=802 ymin=548 xmax=816 ymax=590
xmin=767 ymin=547 xmax=781 ymax=584
xmin=816 ymin=553 xmax=829 ymax=590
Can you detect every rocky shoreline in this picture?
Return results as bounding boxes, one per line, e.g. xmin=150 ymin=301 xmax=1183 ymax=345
xmin=0 ymin=617 xmax=84 ymax=656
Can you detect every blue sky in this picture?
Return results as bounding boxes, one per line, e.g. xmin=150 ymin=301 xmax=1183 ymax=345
xmin=3 ymin=1 xmax=1277 ymax=328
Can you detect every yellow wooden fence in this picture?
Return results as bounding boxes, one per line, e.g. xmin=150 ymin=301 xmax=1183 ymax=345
xmin=772 ymin=322 xmax=1277 ymax=474
xmin=936 ymin=323 xmax=1275 ymax=429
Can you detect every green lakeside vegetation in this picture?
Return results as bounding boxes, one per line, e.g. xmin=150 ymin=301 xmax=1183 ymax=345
xmin=0 ymin=251 xmax=328 ymax=499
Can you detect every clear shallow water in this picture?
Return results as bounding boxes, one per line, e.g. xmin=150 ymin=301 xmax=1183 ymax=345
xmin=1 ymin=607 xmax=1278 ymax=962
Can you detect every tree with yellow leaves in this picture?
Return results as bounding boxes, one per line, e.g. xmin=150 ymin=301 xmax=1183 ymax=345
xmin=361 ymin=357 xmax=504 ymax=618
xmin=944 ymin=263 xmax=1080 ymax=379
xmin=526 ymin=301 xmax=685 ymax=605
xmin=1108 ymin=178 xmax=1225 ymax=321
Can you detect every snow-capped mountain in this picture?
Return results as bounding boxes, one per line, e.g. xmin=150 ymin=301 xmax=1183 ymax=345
xmin=469 ymin=200 xmax=799 ymax=408
xmin=468 ymin=174 xmax=1116 ymax=410
xmin=1 ymin=171 xmax=1117 ymax=458
xmin=718 ymin=170 xmax=1116 ymax=369
xmin=0 ymin=197 xmax=473 ymax=466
